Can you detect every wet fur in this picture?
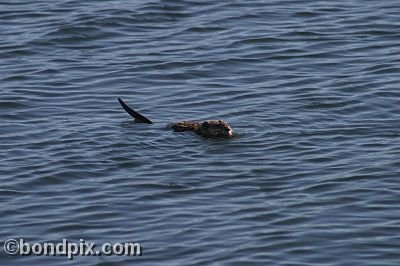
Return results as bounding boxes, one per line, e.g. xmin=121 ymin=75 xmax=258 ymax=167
xmin=118 ymin=98 xmax=233 ymax=138
xmin=171 ymin=120 xmax=233 ymax=138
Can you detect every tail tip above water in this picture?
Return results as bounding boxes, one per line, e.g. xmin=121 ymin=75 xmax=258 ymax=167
xmin=117 ymin=97 xmax=153 ymax=124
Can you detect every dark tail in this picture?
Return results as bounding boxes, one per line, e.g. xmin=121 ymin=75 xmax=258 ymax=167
xmin=118 ymin=98 xmax=153 ymax=124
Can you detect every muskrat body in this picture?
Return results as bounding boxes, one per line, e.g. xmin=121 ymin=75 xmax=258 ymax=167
xmin=118 ymin=98 xmax=233 ymax=138
xmin=170 ymin=120 xmax=233 ymax=138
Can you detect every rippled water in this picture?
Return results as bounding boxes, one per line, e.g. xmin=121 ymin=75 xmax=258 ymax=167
xmin=1 ymin=0 xmax=400 ymax=265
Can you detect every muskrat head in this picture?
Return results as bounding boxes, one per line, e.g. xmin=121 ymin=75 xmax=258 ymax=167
xmin=197 ymin=120 xmax=233 ymax=138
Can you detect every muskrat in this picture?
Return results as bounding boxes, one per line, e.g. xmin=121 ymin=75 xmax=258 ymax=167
xmin=118 ymin=98 xmax=233 ymax=138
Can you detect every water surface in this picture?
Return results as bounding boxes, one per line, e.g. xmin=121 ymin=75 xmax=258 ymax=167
xmin=1 ymin=0 xmax=400 ymax=265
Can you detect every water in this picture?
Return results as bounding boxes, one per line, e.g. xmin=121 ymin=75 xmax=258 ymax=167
xmin=1 ymin=0 xmax=400 ymax=265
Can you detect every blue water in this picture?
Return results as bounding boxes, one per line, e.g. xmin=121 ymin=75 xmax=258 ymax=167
xmin=1 ymin=0 xmax=400 ymax=265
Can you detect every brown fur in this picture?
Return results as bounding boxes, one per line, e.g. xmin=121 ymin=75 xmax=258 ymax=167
xmin=118 ymin=98 xmax=233 ymax=138
xmin=170 ymin=120 xmax=233 ymax=138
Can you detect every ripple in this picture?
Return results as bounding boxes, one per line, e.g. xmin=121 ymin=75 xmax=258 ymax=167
xmin=1 ymin=0 xmax=400 ymax=265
